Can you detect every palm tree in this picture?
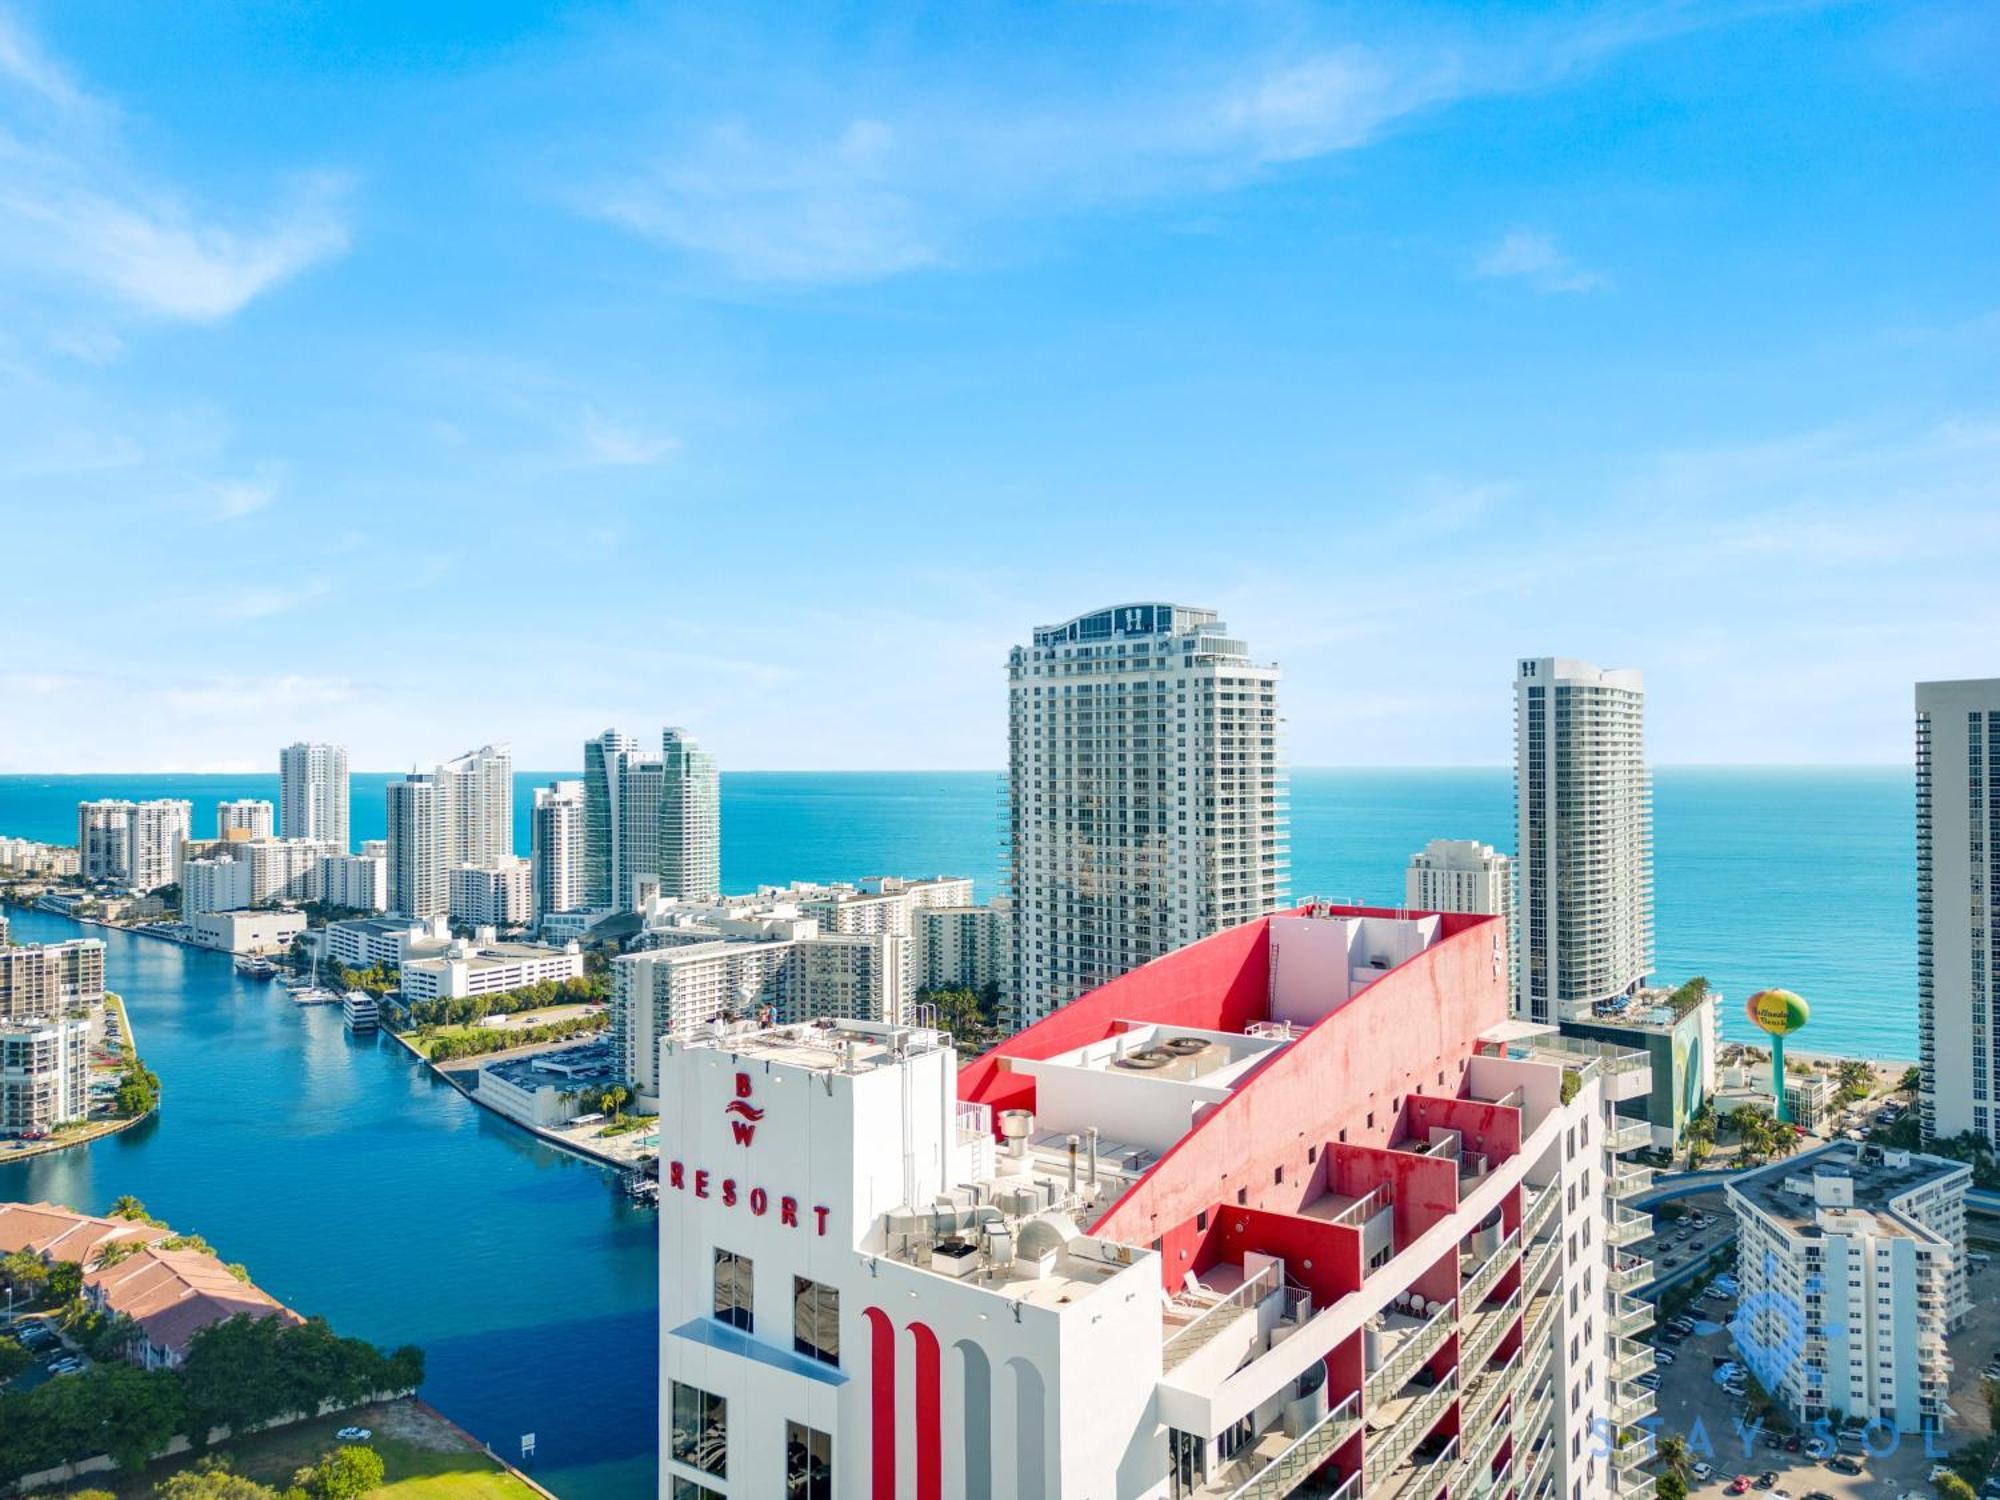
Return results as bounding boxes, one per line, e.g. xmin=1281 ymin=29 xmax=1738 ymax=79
xmin=108 ymin=1194 xmax=150 ymax=1223
xmin=1657 ymin=1435 xmax=1692 ymax=1479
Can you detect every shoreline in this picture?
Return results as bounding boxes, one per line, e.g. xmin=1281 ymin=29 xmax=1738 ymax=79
xmin=0 ymin=987 xmax=157 ymax=1163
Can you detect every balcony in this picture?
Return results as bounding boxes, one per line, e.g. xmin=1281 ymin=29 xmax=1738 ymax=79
xmin=1200 ymin=1391 xmax=1362 ymax=1500
xmin=1611 ymin=1432 xmax=1657 ymax=1472
xmin=1609 ymin=1380 xmax=1658 ymax=1426
xmin=1461 ymin=1227 xmax=1522 ymax=1310
xmin=1608 ymin=1118 xmax=1651 ymax=1153
xmin=1609 ymin=1336 xmax=1652 ymax=1383
xmin=1525 ymin=1287 xmax=1560 ymax=1353
xmin=1514 ymin=1386 xmax=1554 ymax=1448
xmin=1364 ymin=1373 xmax=1458 ymax=1487
xmin=1386 ymin=1435 xmax=1458 ymax=1500
xmin=1610 ymin=1255 xmax=1654 ymax=1295
xmin=1454 ymin=1408 xmax=1512 ymax=1496
xmin=1365 ymin=1299 xmax=1458 ymax=1408
xmin=1464 ymin=1350 xmax=1521 ymax=1435
xmin=1609 ymin=1164 xmax=1656 ymax=1200
xmin=1609 ymin=1205 xmax=1651 ymax=1248
xmin=1461 ymin=1289 xmax=1522 ymax=1375
xmin=1520 ymin=1441 xmax=1555 ymax=1500
xmin=1523 ymin=1236 xmax=1560 ymax=1295
xmin=1611 ymin=1294 xmax=1654 ymax=1339
xmin=1614 ymin=1472 xmax=1659 ymax=1499
xmin=1523 ymin=1183 xmax=1559 ymax=1242
xmin=1164 ymin=1261 xmax=1286 ymax=1373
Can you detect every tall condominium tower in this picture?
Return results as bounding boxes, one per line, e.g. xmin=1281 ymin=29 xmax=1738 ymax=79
xmin=583 ymin=729 xmax=639 ymax=910
xmin=1916 ymin=678 xmax=2000 ymax=1144
xmin=278 ymin=742 xmax=350 ymax=851
xmin=385 ymin=774 xmax=445 ymax=919
xmin=530 ymin=780 xmax=587 ymax=923
xmin=1006 ymin=602 xmax=1286 ymax=1028
xmin=660 ymin=727 xmax=720 ymax=901
xmin=215 ymin=799 xmax=275 ymax=841
xmin=438 ymin=744 xmax=514 ymax=868
xmin=1514 ymin=657 xmax=1653 ymax=1024
xmin=1407 ymin=837 xmax=1514 ymax=984
xmin=76 ymin=799 xmax=190 ymax=893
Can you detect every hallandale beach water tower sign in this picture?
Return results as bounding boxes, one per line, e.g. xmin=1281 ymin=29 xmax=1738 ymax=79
xmin=1746 ymin=987 xmax=1810 ymax=1122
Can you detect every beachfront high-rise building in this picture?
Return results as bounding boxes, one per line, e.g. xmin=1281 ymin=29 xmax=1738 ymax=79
xmin=1006 ymin=603 xmax=1286 ymax=1028
xmin=0 ymin=938 xmax=105 ymax=1022
xmin=1916 ymin=677 xmax=2000 ymax=1144
xmin=278 ymin=742 xmax=350 ymax=852
xmin=438 ymin=744 xmax=514 ymax=869
xmin=531 ymin=780 xmax=587 ymax=923
xmin=583 ymin=729 xmax=639 ymax=910
xmin=385 ymin=774 xmax=445 ymax=919
xmin=1513 ymin=658 xmax=1653 ymax=1025
xmin=1407 ymin=838 xmax=1514 ymax=987
xmin=660 ymin=727 xmax=720 ymax=901
xmin=75 ymin=799 xmax=191 ymax=893
xmin=215 ymin=799 xmax=275 ymax=841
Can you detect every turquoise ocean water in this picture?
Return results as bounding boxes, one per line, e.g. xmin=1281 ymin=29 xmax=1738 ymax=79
xmin=0 ymin=767 xmax=1913 ymax=1496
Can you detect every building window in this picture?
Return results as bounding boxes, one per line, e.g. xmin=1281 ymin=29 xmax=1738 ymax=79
xmin=787 ymin=1420 xmax=833 ymax=1499
xmin=794 ymin=1276 xmax=841 ymax=1366
xmin=713 ymin=1248 xmax=753 ymax=1331
xmin=672 ymin=1481 xmax=723 ymax=1500
xmin=671 ymin=1381 xmax=727 ymax=1478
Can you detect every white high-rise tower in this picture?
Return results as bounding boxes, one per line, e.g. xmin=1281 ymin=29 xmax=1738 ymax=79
xmin=385 ymin=774 xmax=445 ymax=919
xmin=438 ymin=744 xmax=513 ymax=869
xmin=278 ymin=742 xmax=350 ymax=852
xmin=1407 ymin=838 xmax=1514 ymax=983
xmin=1007 ymin=602 xmax=1286 ymax=1028
xmin=531 ymin=780 xmax=587 ymax=924
xmin=1514 ymin=657 xmax=1653 ymax=1023
xmin=1917 ymin=677 xmax=2000 ymax=1144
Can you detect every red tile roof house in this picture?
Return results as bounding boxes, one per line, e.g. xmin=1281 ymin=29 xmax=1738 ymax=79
xmin=0 ymin=1201 xmax=299 ymax=1369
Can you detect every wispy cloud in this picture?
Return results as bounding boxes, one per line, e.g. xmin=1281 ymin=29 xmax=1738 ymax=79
xmin=1474 ymin=229 xmax=1609 ymax=294
xmin=576 ymin=407 xmax=679 ymax=468
xmin=0 ymin=13 xmax=352 ymax=323
xmin=211 ymin=580 xmax=329 ymax=622
xmin=205 ymin=475 xmax=278 ymax=521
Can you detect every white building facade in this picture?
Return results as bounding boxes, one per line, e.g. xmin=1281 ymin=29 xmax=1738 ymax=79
xmin=316 ymin=852 xmax=388 ymax=913
xmin=1916 ymin=678 xmax=2000 ymax=1144
xmin=1514 ymin=659 xmax=1653 ymax=1024
xmin=911 ymin=902 xmax=1012 ymax=997
xmin=662 ymin=727 xmax=721 ymax=901
xmin=531 ymin=780 xmax=587 ymax=924
xmin=1407 ymin=840 xmax=1514 ymax=989
xmin=0 ymin=1016 xmax=90 ymax=1137
xmin=215 ymin=799 xmax=275 ymax=840
xmin=279 ymin=741 xmax=350 ymax=851
xmin=77 ymin=799 xmax=191 ymax=892
xmin=1007 ymin=603 xmax=1288 ymax=1028
xmin=386 ymin=774 xmax=446 ymax=919
xmin=449 ymin=858 xmax=533 ymax=929
xmin=1729 ymin=1142 xmax=1969 ymax=1433
xmin=399 ymin=933 xmax=584 ymax=1002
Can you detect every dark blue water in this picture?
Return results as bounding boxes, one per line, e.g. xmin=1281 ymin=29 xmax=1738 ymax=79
xmin=0 ymin=767 xmax=1916 ymax=1055
xmin=0 ymin=906 xmax=657 ymax=1500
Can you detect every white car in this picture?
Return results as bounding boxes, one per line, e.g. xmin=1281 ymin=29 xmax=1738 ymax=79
xmin=1655 ymin=1350 xmax=1676 ymax=1366
xmin=1804 ymin=1439 xmax=1829 ymax=1459
xmin=334 ymin=1427 xmax=372 ymax=1442
xmin=1692 ymin=1463 xmax=1715 ymax=1482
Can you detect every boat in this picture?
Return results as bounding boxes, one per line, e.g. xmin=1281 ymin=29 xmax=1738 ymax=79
xmin=235 ymin=956 xmax=278 ymax=980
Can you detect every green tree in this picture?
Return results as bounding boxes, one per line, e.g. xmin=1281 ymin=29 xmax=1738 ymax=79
xmin=1938 ymin=1472 xmax=1978 ymax=1500
xmin=0 ymin=1334 xmax=30 ymax=1381
xmin=156 ymin=1458 xmax=282 ymax=1499
xmin=1 ymin=1249 xmax=49 ymax=1302
xmin=1657 ymin=1472 xmax=1688 ymax=1500
xmin=1656 ymin=1434 xmax=1691 ymax=1479
xmin=292 ymin=1445 xmax=384 ymax=1500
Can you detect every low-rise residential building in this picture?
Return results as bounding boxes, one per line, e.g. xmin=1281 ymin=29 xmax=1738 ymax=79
xmin=0 ymin=837 xmax=80 ymax=877
xmin=1558 ymin=979 xmax=1720 ymax=1150
xmin=399 ymin=931 xmax=585 ymax=1002
xmin=911 ymin=899 xmax=1011 ymax=996
xmin=0 ymin=937 xmax=106 ymax=1021
xmin=189 ymin=909 xmax=307 ymax=955
xmin=450 ymin=857 xmax=533 ymax=929
xmin=316 ymin=851 xmax=388 ymax=912
xmin=1729 ymin=1141 xmax=1970 ymax=1434
xmin=0 ymin=1201 xmax=300 ymax=1370
xmin=0 ymin=1016 xmax=90 ymax=1137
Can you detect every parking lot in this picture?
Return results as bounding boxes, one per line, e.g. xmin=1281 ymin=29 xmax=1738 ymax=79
xmin=1649 ymin=1216 xmax=2000 ymax=1500
xmin=0 ymin=1314 xmax=86 ymax=1393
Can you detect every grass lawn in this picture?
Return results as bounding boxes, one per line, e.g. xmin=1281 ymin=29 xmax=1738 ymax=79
xmin=73 ymin=1404 xmax=542 ymax=1500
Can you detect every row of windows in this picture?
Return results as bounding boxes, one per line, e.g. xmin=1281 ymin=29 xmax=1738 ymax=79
xmin=712 ymin=1248 xmax=842 ymax=1367
xmin=669 ymin=1380 xmax=830 ymax=1498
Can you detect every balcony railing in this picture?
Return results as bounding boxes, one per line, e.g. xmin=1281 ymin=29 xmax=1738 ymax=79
xmin=1525 ymin=1290 xmax=1560 ymax=1353
xmin=1611 ymin=1294 xmax=1654 ymax=1339
xmin=1462 ymin=1228 xmax=1522 ymax=1310
xmin=1391 ymin=1436 xmax=1458 ymax=1500
xmin=1614 ymin=1474 xmax=1659 ymax=1500
xmin=1611 ymin=1432 xmax=1657 ymax=1472
xmin=1608 ymin=1117 xmax=1651 ymax=1153
xmin=1514 ymin=1389 xmax=1553 ymax=1449
xmin=1609 ymin=1380 xmax=1657 ymax=1427
xmin=1462 ymin=1289 xmax=1521 ymax=1374
xmin=1610 ymin=1255 xmax=1654 ymax=1294
xmin=1523 ymin=1183 xmax=1559 ymax=1242
xmin=1609 ymin=1336 xmax=1652 ymax=1383
xmin=1609 ymin=1204 xmax=1651 ymax=1247
xmin=1609 ymin=1164 xmax=1655 ymax=1200
xmin=1365 ymin=1299 xmax=1458 ymax=1407
xmin=1464 ymin=1350 xmax=1520 ymax=1434
xmin=1523 ymin=1236 xmax=1560 ymax=1295
xmin=1164 ymin=1261 xmax=1284 ymax=1372
xmin=1364 ymin=1373 xmax=1458 ymax=1486
xmin=1332 ymin=1184 xmax=1394 ymax=1229
xmin=1454 ymin=1406 xmax=1512 ymax=1494
xmin=1214 ymin=1392 xmax=1361 ymax=1500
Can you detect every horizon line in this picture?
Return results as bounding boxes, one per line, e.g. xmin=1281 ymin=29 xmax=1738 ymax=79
xmin=0 ymin=761 xmax=1914 ymax=777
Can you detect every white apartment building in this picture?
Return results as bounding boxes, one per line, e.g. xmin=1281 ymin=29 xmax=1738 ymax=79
xmin=279 ymin=741 xmax=350 ymax=850
xmin=77 ymin=799 xmax=191 ymax=892
xmin=322 ymin=914 xmax=449 ymax=971
xmin=386 ymin=773 xmax=446 ymax=919
xmin=0 ymin=1016 xmax=90 ymax=1138
xmin=189 ymin=909 xmax=306 ymax=956
xmin=662 ymin=727 xmax=721 ymax=901
xmin=1729 ymin=1142 xmax=1970 ymax=1434
xmin=1916 ymin=678 xmax=2000 ymax=1144
xmin=656 ymin=906 xmax=1654 ymax=1500
xmin=450 ymin=858 xmax=534 ymax=929
xmin=315 ymin=851 xmax=388 ymax=913
xmin=0 ymin=939 xmax=106 ymax=1022
xmin=1514 ymin=659 xmax=1653 ymax=1024
xmin=1408 ymin=840 xmax=1515 ymax=987
xmin=531 ymin=780 xmax=587 ymax=923
xmin=911 ymin=901 xmax=1012 ymax=997
xmin=399 ymin=932 xmax=585 ymax=1002
xmin=440 ymin=743 xmax=514 ymax=870
xmin=214 ymin=799 xmax=275 ymax=840
xmin=1007 ymin=603 xmax=1288 ymax=1028
xmin=181 ymin=838 xmax=332 ymax=918
xmin=0 ymin=838 xmax=80 ymax=877
xmin=585 ymin=727 xmax=724 ymax=912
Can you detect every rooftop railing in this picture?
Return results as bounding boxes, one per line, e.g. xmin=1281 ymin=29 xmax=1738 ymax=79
xmin=1163 ymin=1260 xmax=1284 ymax=1373
xmin=1332 ymin=1184 xmax=1394 ymax=1229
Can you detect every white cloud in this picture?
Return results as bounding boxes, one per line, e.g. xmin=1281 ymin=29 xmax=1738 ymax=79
xmin=576 ymin=407 xmax=679 ymax=468
xmin=1474 ymin=229 xmax=1609 ymax=294
xmin=211 ymin=580 xmax=329 ymax=622
xmin=206 ymin=475 xmax=277 ymax=521
xmin=0 ymin=16 xmax=352 ymax=323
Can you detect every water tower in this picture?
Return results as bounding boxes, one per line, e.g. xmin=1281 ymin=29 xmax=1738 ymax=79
xmin=1745 ymin=988 xmax=1810 ymax=1123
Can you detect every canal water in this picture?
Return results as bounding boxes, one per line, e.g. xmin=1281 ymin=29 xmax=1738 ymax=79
xmin=0 ymin=906 xmax=657 ymax=1499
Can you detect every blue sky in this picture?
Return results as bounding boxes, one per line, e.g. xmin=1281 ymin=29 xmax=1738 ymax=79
xmin=0 ymin=0 xmax=1994 ymax=773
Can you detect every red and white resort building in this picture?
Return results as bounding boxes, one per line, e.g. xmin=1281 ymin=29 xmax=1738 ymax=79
xmin=657 ymin=904 xmax=1660 ymax=1500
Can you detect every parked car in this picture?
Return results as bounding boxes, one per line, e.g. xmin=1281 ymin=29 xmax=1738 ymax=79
xmin=1755 ymin=1471 xmax=1778 ymax=1490
xmin=1727 ymin=1478 xmax=1751 ymax=1496
xmin=1804 ymin=1439 xmax=1830 ymax=1459
xmin=1826 ymin=1456 xmax=1863 ymax=1475
xmin=1692 ymin=1464 xmax=1715 ymax=1482
xmin=1637 ymin=1372 xmax=1661 ymax=1390
xmin=334 ymin=1427 xmax=372 ymax=1442
xmin=1655 ymin=1350 xmax=1676 ymax=1366
xmin=1784 ymin=1434 xmax=1803 ymax=1452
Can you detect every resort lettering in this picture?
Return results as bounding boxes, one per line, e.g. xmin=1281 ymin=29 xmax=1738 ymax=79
xmin=665 ymin=1161 xmax=831 ymax=1237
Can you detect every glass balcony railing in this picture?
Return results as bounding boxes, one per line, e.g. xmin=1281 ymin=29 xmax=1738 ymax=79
xmin=1461 ymin=1289 xmax=1521 ymax=1374
xmin=1609 ymin=1205 xmax=1651 ymax=1247
xmin=1365 ymin=1299 xmax=1457 ymax=1408
xmin=1163 ymin=1260 xmax=1284 ymax=1372
xmin=1609 ymin=1336 xmax=1652 ymax=1383
xmin=1610 ymin=1255 xmax=1654 ymax=1294
xmin=1523 ymin=1183 xmax=1559 ymax=1242
xmin=1364 ymin=1373 xmax=1458 ymax=1486
xmin=1523 ymin=1236 xmax=1561 ymax=1294
xmin=1609 ymin=1164 xmax=1655 ymax=1200
xmin=1611 ymin=1432 xmax=1657 ymax=1472
xmin=1463 ymin=1349 xmax=1521 ymax=1435
xmin=1212 ymin=1392 xmax=1361 ymax=1500
xmin=1461 ymin=1228 xmax=1522 ymax=1309
xmin=1609 ymin=1380 xmax=1657 ymax=1426
xmin=1391 ymin=1436 xmax=1458 ymax=1500
xmin=1611 ymin=1295 xmax=1654 ymax=1339
xmin=1608 ymin=1118 xmax=1651 ymax=1153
